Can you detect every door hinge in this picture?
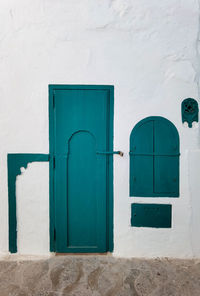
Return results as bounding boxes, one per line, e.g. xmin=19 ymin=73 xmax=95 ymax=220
xmin=53 ymin=93 xmax=55 ymax=108
xmin=53 ymin=156 xmax=56 ymax=169
xmin=54 ymin=228 xmax=56 ymax=241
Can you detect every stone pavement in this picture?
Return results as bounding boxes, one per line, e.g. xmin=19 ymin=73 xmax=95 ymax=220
xmin=0 ymin=255 xmax=199 ymax=296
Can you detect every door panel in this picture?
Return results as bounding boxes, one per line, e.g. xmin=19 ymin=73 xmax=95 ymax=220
xmin=154 ymin=157 xmax=179 ymax=194
xmin=154 ymin=118 xmax=179 ymax=195
xmin=67 ymin=131 xmax=99 ymax=248
xmin=50 ymin=86 xmax=113 ymax=253
xmin=130 ymin=120 xmax=154 ymax=196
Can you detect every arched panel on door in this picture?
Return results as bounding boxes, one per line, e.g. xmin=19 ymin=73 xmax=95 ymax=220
xmin=67 ymin=130 xmax=97 ymax=247
xmin=130 ymin=116 xmax=180 ymax=197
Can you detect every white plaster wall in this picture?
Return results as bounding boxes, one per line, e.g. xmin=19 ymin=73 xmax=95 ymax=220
xmin=16 ymin=163 xmax=49 ymax=255
xmin=0 ymin=0 xmax=200 ymax=257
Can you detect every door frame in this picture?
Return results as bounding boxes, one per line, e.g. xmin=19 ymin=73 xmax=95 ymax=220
xmin=49 ymin=84 xmax=114 ymax=252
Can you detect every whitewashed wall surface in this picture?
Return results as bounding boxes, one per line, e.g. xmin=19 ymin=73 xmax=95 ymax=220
xmin=0 ymin=0 xmax=200 ymax=258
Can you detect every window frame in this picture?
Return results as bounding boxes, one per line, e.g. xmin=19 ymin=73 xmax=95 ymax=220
xmin=129 ymin=116 xmax=180 ymax=197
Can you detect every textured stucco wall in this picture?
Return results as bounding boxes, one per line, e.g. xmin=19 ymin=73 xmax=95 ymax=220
xmin=0 ymin=0 xmax=200 ymax=257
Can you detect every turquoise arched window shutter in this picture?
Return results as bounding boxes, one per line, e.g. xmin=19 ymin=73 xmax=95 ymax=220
xmin=130 ymin=116 xmax=180 ymax=197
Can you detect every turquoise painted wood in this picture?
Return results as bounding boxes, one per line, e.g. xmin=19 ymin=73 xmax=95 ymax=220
xmin=7 ymin=153 xmax=49 ymax=253
xmin=131 ymin=203 xmax=172 ymax=228
xmin=130 ymin=116 xmax=179 ymax=197
xmin=49 ymin=85 xmax=114 ymax=253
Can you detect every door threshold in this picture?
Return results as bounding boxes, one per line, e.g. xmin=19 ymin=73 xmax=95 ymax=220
xmin=55 ymin=252 xmax=112 ymax=256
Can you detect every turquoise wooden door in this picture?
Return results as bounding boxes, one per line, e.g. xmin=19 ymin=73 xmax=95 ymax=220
xmin=49 ymin=85 xmax=114 ymax=253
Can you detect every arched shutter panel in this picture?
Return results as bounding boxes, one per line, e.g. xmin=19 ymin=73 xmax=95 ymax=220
xmin=130 ymin=117 xmax=179 ymax=197
xmin=130 ymin=120 xmax=154 ymax=196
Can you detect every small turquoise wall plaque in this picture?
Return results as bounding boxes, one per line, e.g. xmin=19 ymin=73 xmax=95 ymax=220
xmin=181 ymin=98 xmax=199 ymax=128
xmin=131 ymin=203 xmax=172 ymax=228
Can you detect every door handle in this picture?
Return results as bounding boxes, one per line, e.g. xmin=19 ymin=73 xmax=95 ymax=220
xmin=97 ymin=151 xmax=124 ymax=157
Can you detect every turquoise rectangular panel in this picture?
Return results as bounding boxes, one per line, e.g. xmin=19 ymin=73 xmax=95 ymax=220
xmin=154 ymin=157 xmax=179 ymax=195
xmin=131 ymin=203 xmax=172 ymax=228
xmin=49 ymin=85 xmax=114 ymax=253
xmin=131 ymin=156 xmax=153 ymax=196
